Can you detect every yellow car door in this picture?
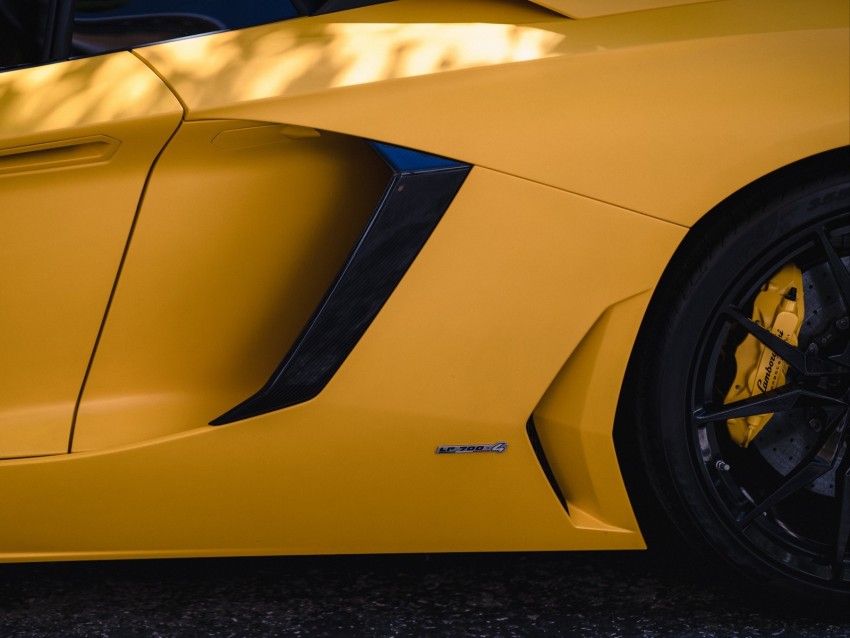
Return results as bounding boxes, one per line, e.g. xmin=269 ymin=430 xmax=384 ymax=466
xmin=0 ymin=51 xmax=182 ymax=458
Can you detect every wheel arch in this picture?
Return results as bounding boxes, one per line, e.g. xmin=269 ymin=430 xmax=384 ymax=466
xmin=634 ymin=144 xmax=850 ymax=360
xmin=612 ymin=143 xmax=850 ymax=546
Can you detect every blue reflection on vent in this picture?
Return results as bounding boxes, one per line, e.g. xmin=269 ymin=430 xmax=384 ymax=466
xmin=369 ymin=142 xmax=466 ymax=173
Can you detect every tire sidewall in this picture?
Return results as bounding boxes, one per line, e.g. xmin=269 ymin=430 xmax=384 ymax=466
xmin=644 ymin=175 xmax=850 ymax=595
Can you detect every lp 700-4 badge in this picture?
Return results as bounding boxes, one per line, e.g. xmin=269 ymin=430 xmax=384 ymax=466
xmin=435 ymin=442 xmax=508 ymax=454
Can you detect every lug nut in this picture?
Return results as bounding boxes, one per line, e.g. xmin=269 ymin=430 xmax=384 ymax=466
xmin=715 ymin=460 xmax=731 ymax=472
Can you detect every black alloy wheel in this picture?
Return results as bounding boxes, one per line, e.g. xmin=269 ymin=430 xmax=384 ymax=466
xmin=622 ymin=151 xmax=850 ymax=603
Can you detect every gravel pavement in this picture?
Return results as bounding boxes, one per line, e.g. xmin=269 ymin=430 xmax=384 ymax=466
xmin=1 ymin=550 xmax=847 ymax=637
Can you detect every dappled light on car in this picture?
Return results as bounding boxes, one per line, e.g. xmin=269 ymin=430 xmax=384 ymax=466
xmin=0 ymin=54 xmax=179 ymax=139
xmin=140 ymin=22 xmax=565 ymax=109
xmin=325 ymin=23 xmax=565 ymax=85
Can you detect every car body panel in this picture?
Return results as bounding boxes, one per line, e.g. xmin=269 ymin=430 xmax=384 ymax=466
xmin=0 ymin=53 xmax=182 ymax=459
xmin=72 ymin=119 xmax=390 ymax=450
xmin=0 ymin=165 xmax=683 ymax=560
xmin=531 ymin=0 xmax=720 ymax=19
xmin=0 ymin=0 xmax=846 ymax=564
xmin=534 ymin=290 xmax=656 ymax=532
xmin=137 ymin=0 xmax=850 ymax=226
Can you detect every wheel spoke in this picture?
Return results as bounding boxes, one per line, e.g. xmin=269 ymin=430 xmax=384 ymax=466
xmin=685 ymin=213 xmax=850 ymax=586
xmin=694 ymin=385 xmax=842 ymax=423
xmin=724 ymin=307 xmax=848 ymax=376
xmin=817 ymin=227 xmax=850 ymax=311
xmin=725 ymin=306 xmax=806 ymax=372
xmin=741 ymin=411 xmax=848 ymax=526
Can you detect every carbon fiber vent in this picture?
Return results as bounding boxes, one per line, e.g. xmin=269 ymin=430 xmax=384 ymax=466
xmin=211 ymin=142 xmax=470 ymax=425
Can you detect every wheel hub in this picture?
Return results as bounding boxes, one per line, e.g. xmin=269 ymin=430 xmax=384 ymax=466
xmin=690 ymin=215 xmax=850 ymax=585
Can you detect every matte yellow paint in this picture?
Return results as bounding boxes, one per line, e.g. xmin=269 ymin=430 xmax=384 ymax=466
xmin=73 ymin=120 xmax=389 ymax=450
xmin=0 ymin=166 xmax=682 ymax=560
xmin=137 ymin=0 xmax=849 ymax=227
xmin=0 ymin=53 xmax=182 ymax=458
xmin=534 ymin=291 xmax=654 ymax=533
xmin=0 ymin=135 xmax=119 ymax=175
xmin=531 ymin=0 xmax=718 ymax=19
xmin=0 ymin=0 xmax=843 ymax=561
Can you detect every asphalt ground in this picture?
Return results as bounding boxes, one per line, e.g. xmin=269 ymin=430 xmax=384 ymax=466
xmin=1 ymin=549 xmax=847 ymax=637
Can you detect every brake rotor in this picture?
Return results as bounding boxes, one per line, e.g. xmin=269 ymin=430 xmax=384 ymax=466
xmin=750 ymin=258 xmax=850 ymax=497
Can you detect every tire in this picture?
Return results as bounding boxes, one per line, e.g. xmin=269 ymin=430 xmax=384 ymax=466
xmin=622 ymin=152 xmax=850 ymax=603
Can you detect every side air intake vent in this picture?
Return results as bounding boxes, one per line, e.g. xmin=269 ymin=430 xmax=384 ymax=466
xmin=212 ymin=142 xmax=470 ymax=425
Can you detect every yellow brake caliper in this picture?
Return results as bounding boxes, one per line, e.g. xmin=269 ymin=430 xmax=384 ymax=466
xmin=725 ymin=264 xmax=805 ymax=447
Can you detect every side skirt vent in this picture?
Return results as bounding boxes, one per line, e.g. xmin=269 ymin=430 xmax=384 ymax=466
xmin=526 ymin=417 xmax=569 ymax=514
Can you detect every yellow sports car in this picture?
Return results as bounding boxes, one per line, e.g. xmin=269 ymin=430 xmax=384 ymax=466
xmin=1 ymin=0 xmax=848 ymax=602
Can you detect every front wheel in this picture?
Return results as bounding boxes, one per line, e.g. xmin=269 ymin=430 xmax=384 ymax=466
xmin=629 ymin=160 xmax=850 ymax=602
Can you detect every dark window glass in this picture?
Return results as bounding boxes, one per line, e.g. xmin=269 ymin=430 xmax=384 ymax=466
xmin=71 ymin=0 xmax=299 ymax=57
xmin=1 ymin=0 xmax=393 ymax=72
xmin=1 ymin=0 xmax=74 ymax=70
xmin=1 ymin=2 xmax=46 ymax=69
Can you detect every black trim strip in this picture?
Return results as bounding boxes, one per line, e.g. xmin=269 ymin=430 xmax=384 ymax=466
xmin=526 ymin=417 xmax=569 ymax=514
xmin=46 ymin=0 xmax=75 ymax=62
xmin=211 ymin=143 xmax=470 ymax=425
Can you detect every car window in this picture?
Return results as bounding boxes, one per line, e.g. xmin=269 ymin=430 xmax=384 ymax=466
xmin=1 ymin=1 xmax=70 ymax=70
xmin=71 ymin=0 xmax=300 ymax=58
xmin=1 ymin=0 xmax=391 ymax=72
